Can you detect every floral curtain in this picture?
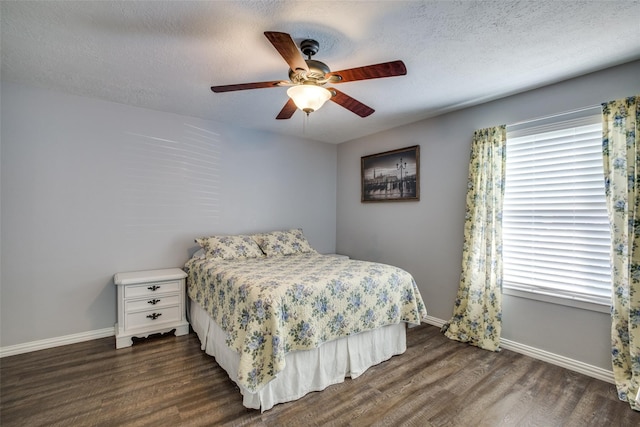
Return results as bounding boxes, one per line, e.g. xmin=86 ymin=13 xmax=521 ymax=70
xmin=602 ymin=96 xmax=640 ymax=411
xmin=443 ymin=125 xmax=506 ymax=351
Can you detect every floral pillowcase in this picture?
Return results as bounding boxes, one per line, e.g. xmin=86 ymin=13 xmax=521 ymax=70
xmin=252 ymin=228 xmax=316 ymax=257
xmin=195 ymin=235 xmax=265 ymax=260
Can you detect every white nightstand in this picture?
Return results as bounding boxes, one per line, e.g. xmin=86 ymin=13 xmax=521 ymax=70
xmin=114 ymin=268 xmax=189 ymax=349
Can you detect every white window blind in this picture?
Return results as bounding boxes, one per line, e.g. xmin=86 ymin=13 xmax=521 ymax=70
xmin=503 ymin=113 xmax=612 ymax=307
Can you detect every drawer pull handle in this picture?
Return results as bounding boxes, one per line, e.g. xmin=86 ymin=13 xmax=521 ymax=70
xmin=148 ymin=299 xmax=160 ymax=305
xmin=147 ymin=285 xmax=160 ymax=291
xmin=146 ymin=313 xmax=162 ymax=320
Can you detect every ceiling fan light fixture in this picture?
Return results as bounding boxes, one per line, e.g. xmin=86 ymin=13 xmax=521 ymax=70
xmin=287 ymin=84 xmax=332 ymax=115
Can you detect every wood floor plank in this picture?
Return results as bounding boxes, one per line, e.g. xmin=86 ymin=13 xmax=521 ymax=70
xmin=2 ymin=325 xmax=639 ymax=426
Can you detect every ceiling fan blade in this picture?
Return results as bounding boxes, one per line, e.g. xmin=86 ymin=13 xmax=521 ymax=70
xmin=328 ymin=60 xmax=407 ymax=83
xmin=211 ymin=81 xmax=285 ymax=93
xmin=264 ymin=31 xmax=309 ymax=73
xmin=276 ymin=98 xmax=297 ymax=120
xmin=328 ymin=88 xmax=375 ymax=118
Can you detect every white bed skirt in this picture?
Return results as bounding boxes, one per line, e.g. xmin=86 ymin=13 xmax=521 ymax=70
xmin=189 ymin=299 xmax=407 ymax=412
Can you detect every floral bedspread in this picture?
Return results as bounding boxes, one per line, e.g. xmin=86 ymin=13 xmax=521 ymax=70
xmin=185 ymin=253 xmax=428 ymax=392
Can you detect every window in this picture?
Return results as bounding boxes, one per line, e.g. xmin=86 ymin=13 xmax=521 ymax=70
xmin=503 ymin=111 xmax=611 ymax=311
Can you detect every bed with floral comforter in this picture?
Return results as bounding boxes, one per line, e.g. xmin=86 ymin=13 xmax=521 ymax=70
xmin=185 ymin=252 xmax=428 ymax=393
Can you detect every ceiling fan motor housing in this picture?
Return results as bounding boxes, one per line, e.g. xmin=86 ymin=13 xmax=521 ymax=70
xmin=289 ymin=59 xmax=330 ymax=84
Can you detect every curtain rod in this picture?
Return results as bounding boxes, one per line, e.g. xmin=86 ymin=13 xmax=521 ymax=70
xmin=507 ymin=104 xmax=601 ymax=128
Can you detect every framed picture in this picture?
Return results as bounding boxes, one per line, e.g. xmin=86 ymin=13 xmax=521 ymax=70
xmin=361 ymin=145 xmax=420 ymax=203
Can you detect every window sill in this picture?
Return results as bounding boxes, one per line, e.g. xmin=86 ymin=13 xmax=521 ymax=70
xmin=502 ymin=287 xmax=610 ymax=314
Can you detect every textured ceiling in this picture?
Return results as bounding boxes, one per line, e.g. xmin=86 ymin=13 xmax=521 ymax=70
xmin=2 ymin=1 xmax=639 ymax=144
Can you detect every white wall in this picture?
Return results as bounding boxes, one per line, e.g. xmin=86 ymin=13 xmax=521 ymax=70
xmin=0 ymin=82 xmax=337 ymax=347
xmin=337 ymin=60 xmax=640 ymax=371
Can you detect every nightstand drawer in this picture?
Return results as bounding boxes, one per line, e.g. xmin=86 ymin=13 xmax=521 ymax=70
xmin=124 ymin=280 xmax=182 ymax=298
xmin=125 ymin=294 xmax=181 ymax=312
xmin=125 ymin=306 xmax=181 ymax=329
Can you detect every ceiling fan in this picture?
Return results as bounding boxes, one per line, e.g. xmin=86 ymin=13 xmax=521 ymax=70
xmin=211 ymin=31 xmax=407 ymax=119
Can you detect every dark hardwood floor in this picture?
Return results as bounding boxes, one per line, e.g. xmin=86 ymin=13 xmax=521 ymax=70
xmin=1 ymin=324 xmax=638 ymax=426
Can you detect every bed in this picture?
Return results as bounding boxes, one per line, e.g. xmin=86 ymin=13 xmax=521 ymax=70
xmin=185 ymin=229 xmax=428 ymax=412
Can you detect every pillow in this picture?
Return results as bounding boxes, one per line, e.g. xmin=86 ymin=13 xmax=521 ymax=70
xmin=192 ymin=248 xmax=206 ymax=259
xmin=252 ymin=228 xmax=316 ymax=257
xmin=195 ymin=235 xmax=265 ymax=260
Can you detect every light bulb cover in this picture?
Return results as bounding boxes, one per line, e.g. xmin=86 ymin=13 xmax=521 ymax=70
xmin=287 ymin=85 xmax=332 ymax=114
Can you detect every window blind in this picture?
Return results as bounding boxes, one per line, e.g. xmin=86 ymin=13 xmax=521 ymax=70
xmin=503 ymin=114 xmax=612 ymax=306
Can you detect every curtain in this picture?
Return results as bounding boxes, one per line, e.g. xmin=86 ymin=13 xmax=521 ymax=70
xmin=602 ymin=95 xmax=640 ymax=411
xmin=443 ymin=125 xmax=506 ymax=351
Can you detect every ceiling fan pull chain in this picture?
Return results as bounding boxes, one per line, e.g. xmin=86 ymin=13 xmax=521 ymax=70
xmin=302 ymin=112 xmax=308 ymax=135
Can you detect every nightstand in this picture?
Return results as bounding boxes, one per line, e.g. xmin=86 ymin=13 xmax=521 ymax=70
xmin=114 ymin=268 xmax=189 ymax=349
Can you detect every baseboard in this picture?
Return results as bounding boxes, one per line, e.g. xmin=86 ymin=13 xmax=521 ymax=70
xmin=422 ymin=316 xmax=615 ymax=384
xmin=423 ymin=315 xmax=446 ymax=329
xmin=0 ymin=327 xmax=115 ymax=358
xmin=499 ymin=338 xmax=615 ymax=384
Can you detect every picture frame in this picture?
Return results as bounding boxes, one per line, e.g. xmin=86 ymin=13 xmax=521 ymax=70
xmin=361 ymin=145 xmax=420 ymax=203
